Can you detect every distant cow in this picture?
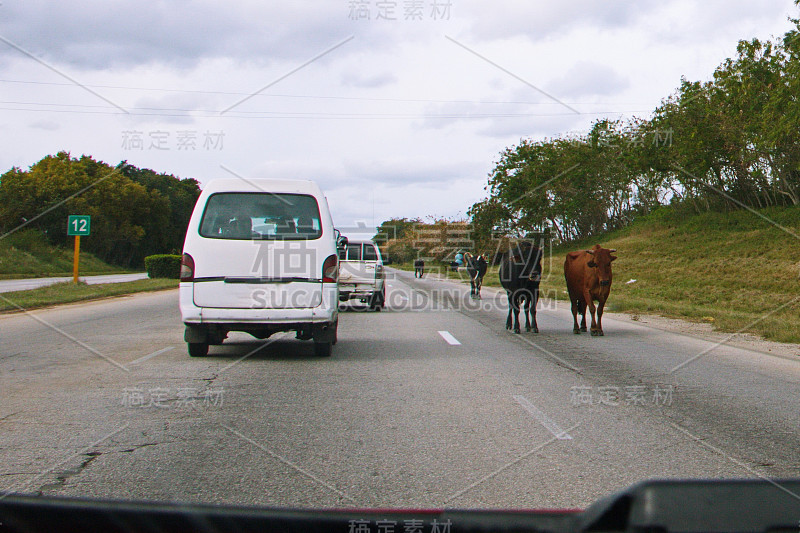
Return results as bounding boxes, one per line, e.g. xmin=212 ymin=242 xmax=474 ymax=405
xmin=564 ymin=244 xmax=617 ymax=336
xmin=499 ymin=242 xmax=543 ymax=333
xmin=464 ymin=252 xmax=488 ymax=299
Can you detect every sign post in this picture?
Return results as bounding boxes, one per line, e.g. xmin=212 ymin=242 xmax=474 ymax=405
xmin=67 ymin=215 xmax=91 ymax=284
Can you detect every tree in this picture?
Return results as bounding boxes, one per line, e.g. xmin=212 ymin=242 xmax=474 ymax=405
xmin=372 ymin=217 xmax=420 ymax=245
xmin=471 ymin=17 xmax=800 ymax=242
xmin=0 ymin=152 xmax=201 ymax=267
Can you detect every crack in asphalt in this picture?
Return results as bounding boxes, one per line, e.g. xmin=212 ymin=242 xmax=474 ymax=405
xmin=119 ymin=442 xmax=159 ymax=453
xmin=0 ymin=412 xmax=20 ymax=423
xmin=200 ymin=372 xmax=220 ymax=386
xmin=36 ymin=452 xmax=102 ymax=494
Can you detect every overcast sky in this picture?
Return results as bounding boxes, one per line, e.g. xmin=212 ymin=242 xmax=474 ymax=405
xmin=0 ymin=1 xmax=797 ymax=234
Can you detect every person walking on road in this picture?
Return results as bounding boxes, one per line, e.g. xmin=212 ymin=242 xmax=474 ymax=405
xmin=414 ymin=258 xmax=425 ymax=278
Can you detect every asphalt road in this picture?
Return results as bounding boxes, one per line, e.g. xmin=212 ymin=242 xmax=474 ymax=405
xmin=0 ymin=273 xmax=149 ymax=293
xmin=1 ymin=267 xmax=798 ymax=510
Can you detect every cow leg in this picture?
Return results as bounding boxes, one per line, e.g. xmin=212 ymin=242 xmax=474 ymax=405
xmin=579 ymin=301 xmax=587 ymax=332
xmin=523 ymin=292 xmax=531 ymax=332
xmin=571 ymin=298 xmax=581 ymax=334
xmin=505 ymin=291 xmax=513 ymax=330
xmin=530 ymin=287 xmax=539 ymax=333
xmin=583 ymin=290 xmax=599 ymax=335
xmin=476 ymin=276 xmax=482 ymax=299
xmin=596 ymin=297 xmax=606 ymax=336
xmin=512 ymin=291 xmax=521 ymax=334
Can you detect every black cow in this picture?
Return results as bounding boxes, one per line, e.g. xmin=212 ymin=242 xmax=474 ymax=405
xmin=464 ymin=252 xmax=488 ymax=299
xmin=499 ymin=242 xmax=542 ymax=334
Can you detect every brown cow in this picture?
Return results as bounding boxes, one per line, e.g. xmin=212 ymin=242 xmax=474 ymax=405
xmin=564 ymin=244 xmax=617 ymax=336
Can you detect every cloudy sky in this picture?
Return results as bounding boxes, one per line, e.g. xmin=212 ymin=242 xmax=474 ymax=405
xmin=0 ymin=1 xmax=797 ymax=233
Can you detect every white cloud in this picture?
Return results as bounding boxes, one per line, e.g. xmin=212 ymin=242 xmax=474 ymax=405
xmin=460 ymin=0 xmax=658 ymax=43
xmin=28 ymin=120 xmax=60 ymax=131
xmin=0 ymin=1 xmax=353 ymax=68
xmin=341 ymin=71 xmax=398 ymax=88
xmin=547 ymin=62 xmax=630 ymax=98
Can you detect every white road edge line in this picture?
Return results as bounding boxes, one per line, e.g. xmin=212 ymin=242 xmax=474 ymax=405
xmin=130 ymin=346 xmax=174 ymax=366
xmin=513 ymin=395 xmax=572 ymax=440
xmin=438 ymin=331 xmax=461 ymax=345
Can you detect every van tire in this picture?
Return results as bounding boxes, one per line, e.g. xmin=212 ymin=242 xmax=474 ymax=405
xmin=188 ymin=342 xmax=209 ymax=357
xmin=314 ymin=341 xmax=333 ymax=357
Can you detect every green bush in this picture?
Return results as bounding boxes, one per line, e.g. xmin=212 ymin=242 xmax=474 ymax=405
xmin=144 ymin=254 xmax=182 ymax=279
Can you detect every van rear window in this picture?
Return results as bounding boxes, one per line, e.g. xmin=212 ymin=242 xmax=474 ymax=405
xmin=199 ymin=192 xmax=323 ymax=240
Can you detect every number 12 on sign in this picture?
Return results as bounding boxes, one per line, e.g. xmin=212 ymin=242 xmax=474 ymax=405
xmin=67 ymin=215 xmax=90 ymax=283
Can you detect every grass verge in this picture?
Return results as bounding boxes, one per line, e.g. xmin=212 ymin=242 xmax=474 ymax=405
xmin=0 ymin=278 xmax=178 ymax=313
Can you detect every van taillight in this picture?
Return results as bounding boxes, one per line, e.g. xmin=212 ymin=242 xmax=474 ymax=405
xmin=180 ymin=253 xmax=195 ymax=281
xmin=322 ymin=254 xmax=338 ymax=283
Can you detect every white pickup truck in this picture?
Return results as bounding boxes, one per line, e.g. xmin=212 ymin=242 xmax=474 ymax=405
xmin=338 ymin=239 xmax=385 ymax=311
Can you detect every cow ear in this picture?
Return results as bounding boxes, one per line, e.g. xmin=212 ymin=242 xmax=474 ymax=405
xmin=610 ymin=255 xmax=617 ymax=262
xmin=587 ymin=261 xmax=597 ymax=268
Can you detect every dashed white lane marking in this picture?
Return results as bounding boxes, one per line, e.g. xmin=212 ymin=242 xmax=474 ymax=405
xmin=130 ymin=346 xmax=174 ymax=366
xmin=513 ymin=395 xmax=572 ymax=440
xmin=438 ymin=331 xmax=461 ymax=345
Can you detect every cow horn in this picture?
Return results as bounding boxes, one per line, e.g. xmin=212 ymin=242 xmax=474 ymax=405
xmin=585 ymin=250 xmax=594 ymax=255
xmin=608 ymin=249 xmax=617 ymax=253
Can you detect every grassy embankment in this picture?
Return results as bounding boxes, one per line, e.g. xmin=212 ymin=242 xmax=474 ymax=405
xmin=0 ymin=229 xmax=127 ymax=278
xmin=394 ymin=206 xmax=800 ymax=343
xmin=0 ymin=230 xmax=177 ymax=311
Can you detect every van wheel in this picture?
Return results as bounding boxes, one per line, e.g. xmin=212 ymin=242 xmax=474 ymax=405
xmin=314 ymin=341 xmax=333 ymax=357
xmin=188 ymin=342 xmax=209 ymax=357
xmin=208 ymin=332 xmax=226 ymax=345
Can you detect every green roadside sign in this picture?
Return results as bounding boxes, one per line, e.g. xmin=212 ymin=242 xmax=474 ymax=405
xmin=67 ymin=215 xmax=91 ymax=236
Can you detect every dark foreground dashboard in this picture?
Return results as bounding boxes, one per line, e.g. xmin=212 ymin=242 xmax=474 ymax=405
xmin=1 ymin=479 xmax=799 ymax=533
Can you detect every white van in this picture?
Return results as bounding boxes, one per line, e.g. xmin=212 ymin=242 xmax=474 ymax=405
xmin=179 ymin=178 xmax=343 ymax=357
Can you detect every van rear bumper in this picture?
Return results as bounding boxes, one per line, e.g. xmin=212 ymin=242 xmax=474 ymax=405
xmin=179 ymin=283 xmax=337 ymax=324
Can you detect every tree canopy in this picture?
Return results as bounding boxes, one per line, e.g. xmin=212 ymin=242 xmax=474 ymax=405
xmin=469 ymin=19 xmax=800 ymax=246
xmin=0 ymin=152 xmax=201 ymax=267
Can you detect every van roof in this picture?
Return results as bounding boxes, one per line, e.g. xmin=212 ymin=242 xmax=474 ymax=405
xmin=201 ymin=178 xmax=324 ymax=196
